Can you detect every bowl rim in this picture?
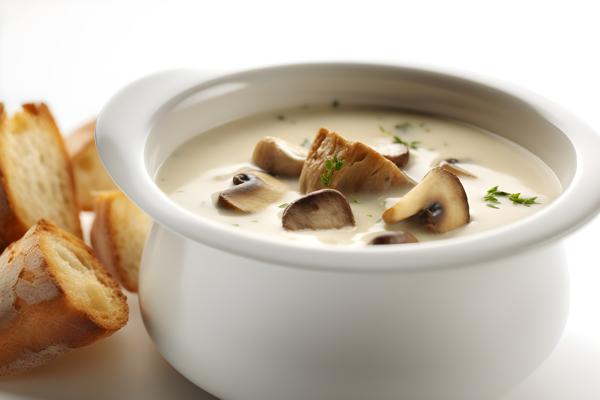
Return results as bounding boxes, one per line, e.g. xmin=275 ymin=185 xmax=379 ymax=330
xmin=95 ymin=62 xmax=600 ymax=273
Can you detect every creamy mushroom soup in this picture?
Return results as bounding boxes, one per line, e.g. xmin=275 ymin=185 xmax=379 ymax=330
xmin=156 ymin=105 xmax=562 ymax=246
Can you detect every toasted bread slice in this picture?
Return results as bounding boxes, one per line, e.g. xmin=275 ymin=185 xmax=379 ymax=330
xmin=91 ymin=191 xmax=151 ymax=292
xmin=0 ymin=220 xmax=128 ymax=376
xmin=0 ymin=103 xmax=82 ymax=251
xmin=299 ymin=128 xmax=415 ymax=194
xmin=66 ymin=120 xmax=117 ymax=211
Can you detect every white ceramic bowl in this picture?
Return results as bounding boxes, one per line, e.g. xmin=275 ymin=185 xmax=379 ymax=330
xmin=96 ymin=64 xmax=600 ymax=400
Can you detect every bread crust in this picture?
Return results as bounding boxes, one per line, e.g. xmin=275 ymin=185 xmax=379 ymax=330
xmin=66 ymin=119 xmax=117 ymax=211
xmin=91 ymin=191 xmax=143 ymax=292
xmin=0 ymin=220 xmax=128 ymax=375
xmin=0 ymin=105 xmax=28 ymax=250
xmin=90 ymin=192 xmax=122 ymax=285
xmin=0 ymin=104 xmax=82 ymax=250
xmin=65 ymin=119 xmax=96 ymax=157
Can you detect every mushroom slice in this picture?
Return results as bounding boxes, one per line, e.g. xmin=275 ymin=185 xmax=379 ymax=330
xmin=252 ymin=136 xmax=307 ymax=177
xmin=299 ymin=128 xmax=414 ymax=194
xmin=431 ymin=158 xmax=476 ymax=178
xmin=217 ymin=169 xmax=286 ymax=213
xmin=369 ymin=231 xmax=418 ymax=245
xmin=382 ymin=167 xmax=470 ymax=233
xmin=377 ymin=143 xmax=410 ymax=168
xmin=282 ymin=189 xmax=355 ymax=230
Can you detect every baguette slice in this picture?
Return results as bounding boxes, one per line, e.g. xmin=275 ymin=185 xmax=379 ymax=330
xmin=0 ymin=220 xmax=128 ymax=376
xmin=0 ymin=103 xmax=82 ymax=251
xmin=91 ymin=191 xmax=151 ymax=292
xmin=66 ymin=120 xmax=117 ymax=211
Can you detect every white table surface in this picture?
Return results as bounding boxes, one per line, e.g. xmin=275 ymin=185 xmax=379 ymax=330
xmin=1 ymin=1 xmax=599 ymax=398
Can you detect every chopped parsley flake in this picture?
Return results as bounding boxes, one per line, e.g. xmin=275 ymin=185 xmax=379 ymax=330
xmin=320 ymin=153 xmax=345 ymax=186
xmin=379 ymin=124 xmax=391 ymax=135
xmin=395 ymin=122 xmax=413 ymax=131
xmin=393 ymin=136 xmax=420 ymax=150
xmin=380 ymin=125 xmax=419 ymax=149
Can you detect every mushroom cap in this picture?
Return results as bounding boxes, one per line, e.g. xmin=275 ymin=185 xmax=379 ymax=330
xmin=382 ymin=167 xmax=470 ymax=233
xmin=431 ymin=158 xmax=477 ymax=178
xmin=282 ymin=189 xmax=355 ymax=231
xmin=299 ymin=128 xmax=415 ymax=194
xmin=252 ymin=136 xmax=306 ymax=177
xmin=377 ymin=143 xmax=410 ymax=168
xmin=217 ymin=168 xmax=287 ymax=213
xmin=369 ymin=231 xmax=418 ymax=245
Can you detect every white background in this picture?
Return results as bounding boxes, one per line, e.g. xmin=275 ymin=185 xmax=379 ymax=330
xmin=0 ymin=0 xmax=599 ymax=399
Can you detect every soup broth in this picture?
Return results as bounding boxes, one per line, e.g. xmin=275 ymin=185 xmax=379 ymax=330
xmin=156 ymin=105 xmax=562 ymax=246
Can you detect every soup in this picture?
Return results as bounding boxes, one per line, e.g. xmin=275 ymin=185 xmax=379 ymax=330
xmin=156 ymin=105 xmax=562 ymax=246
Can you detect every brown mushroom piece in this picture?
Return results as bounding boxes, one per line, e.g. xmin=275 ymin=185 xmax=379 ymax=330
xmin=432 ymin=158 xmax=476 ymax=178
xmin=369 ymin=231 xmax=418 ymax=245
xmin=382 ymin=167 xmax=470 ymax=233
xmin=217 ymin=168 xmax=287 ymax=213
xmin=377 ymin=143 xmax=410 ymax=168
xmin=282 ymin=189 xmax=355 ymax=230
xmin=252 ymin=136 xmax=307 ymax=177
xmin=299 ymin=128 xmax=415 ymax=194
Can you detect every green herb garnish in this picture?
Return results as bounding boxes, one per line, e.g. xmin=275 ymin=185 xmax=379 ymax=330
xmin=366 ymin=214 xmax=373 ymax=218
xmin=379 ymin=125 xmax=420 ymax=149
xmin=484 ymin=186 xmax=539 ymax=208
xmin=395 ymin=122 xmax=413 ymax=131
xmin=278 ymin=203 xmax=289 ymax=209
xmin=349 ymin=196 xmax=360 ymax=204
xmin=484 ymin=186 xmax=510 ymax=203
xmin=300 ymin=138 xmax=311 ymax=148
xmin=393 ymin=135 xmax=420 ymax=150
xmin=508 ymin=193 xmax=539 ymax=206
xmin=320 ymin=153 xmax=345 ymax=186
xmin=379 ymin=124 xmax=391 ymax=135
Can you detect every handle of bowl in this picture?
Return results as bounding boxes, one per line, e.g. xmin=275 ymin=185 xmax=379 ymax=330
xmin=94 ymin=69 xmax=211 ymax=197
